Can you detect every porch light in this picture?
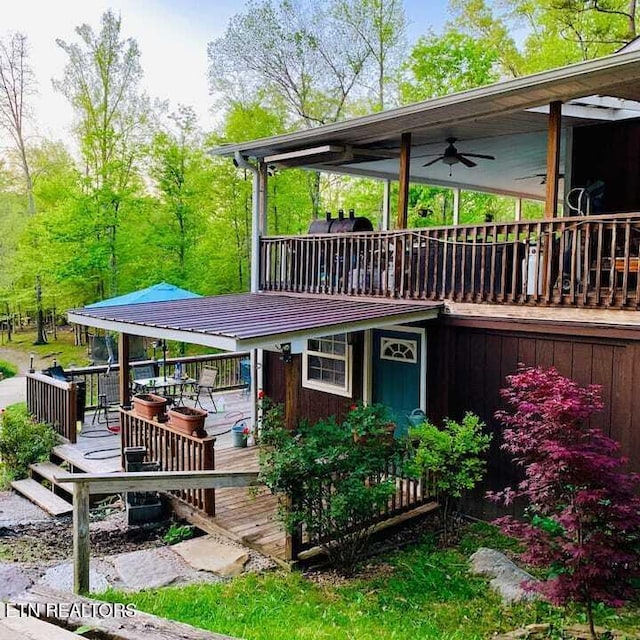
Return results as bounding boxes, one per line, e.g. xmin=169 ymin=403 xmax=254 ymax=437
xmin=29 ymin=352 xmax=34 ymax=373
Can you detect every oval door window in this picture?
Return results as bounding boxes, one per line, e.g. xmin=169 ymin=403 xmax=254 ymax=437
xmin=380 ymin=338 xmax=418 ymax=363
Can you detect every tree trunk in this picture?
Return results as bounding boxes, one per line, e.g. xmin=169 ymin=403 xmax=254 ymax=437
xmin=33 ymin=276 xmax=47 ymax=345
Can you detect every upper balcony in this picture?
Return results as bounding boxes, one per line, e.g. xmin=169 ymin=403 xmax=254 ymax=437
xmin=260 ymin=212 xmax=640 ymax=310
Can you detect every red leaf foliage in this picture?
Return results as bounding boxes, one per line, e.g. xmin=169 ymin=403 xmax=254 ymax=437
xmin=491 ymin=365 xmax=640 ymax=609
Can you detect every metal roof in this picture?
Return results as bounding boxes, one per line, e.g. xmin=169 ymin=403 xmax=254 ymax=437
xmin=85 ymin=282 xmax=201 ymax=308
xmin=209 ymin=48 xmax=640 ymax=200
xmin=68 ymin=293 xmax=442 ymax=351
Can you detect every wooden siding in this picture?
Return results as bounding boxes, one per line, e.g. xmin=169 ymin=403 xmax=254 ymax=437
xmin=264 ymin=332 xmax=365 ymax=424
xmin=441 ymin=322 xmax=640 ymax=498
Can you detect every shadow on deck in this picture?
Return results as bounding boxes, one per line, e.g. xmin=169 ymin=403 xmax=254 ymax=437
xmin=53 ymin=390 xmax=286 ymax=562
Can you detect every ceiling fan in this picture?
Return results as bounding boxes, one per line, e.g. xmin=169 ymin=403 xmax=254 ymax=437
xmin=515 ymin=173 xmax=565 ymax=185
xmin=422 ymin=137 xmax=495 ymax=172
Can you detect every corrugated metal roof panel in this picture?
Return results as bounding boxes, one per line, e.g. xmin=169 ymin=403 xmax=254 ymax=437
xmin=69 ymin=293 xmax=442 ymax=351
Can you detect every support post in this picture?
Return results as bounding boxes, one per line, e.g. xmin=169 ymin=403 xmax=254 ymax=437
xmin=118 ymin=333 xmax=130 ymax=407
xmin=515 ymin=197 xmax=522 ymax=222
xmin=382 ymin=179 xmax=391 ymax=231
xmin=73 ymin=481 xmax=90 ymax=595
xmin=396 ymin=132 xmax=411 ymax=229
xmin=545 ymin=101 xmax=562 ymax=218
xmin=283 ymin=354 xmax=299 ymax=431
xmin=452 ymin=187 xmax=461 ymax=225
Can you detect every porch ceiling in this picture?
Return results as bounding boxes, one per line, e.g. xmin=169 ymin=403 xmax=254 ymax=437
xmin=210 ymin=48 xmax=640 ymax=200
xmin=68 ymin=293 xmax=442 ymax=352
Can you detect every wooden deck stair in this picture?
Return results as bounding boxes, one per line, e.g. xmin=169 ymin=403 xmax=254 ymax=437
xmin=30 ymin=462 xmax=75 ymax=495
xmin=10 ymin=479 xmax=72 ymax=517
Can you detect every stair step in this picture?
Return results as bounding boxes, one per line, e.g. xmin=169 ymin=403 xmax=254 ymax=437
xmin=29 ymin=462 xmax=74 ymax=494
xmin=11 ymin=479 xmax=72 ymax=516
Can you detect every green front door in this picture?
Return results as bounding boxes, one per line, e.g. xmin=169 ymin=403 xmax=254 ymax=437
xmin=372 ymin=328 xmax=423 ymax=437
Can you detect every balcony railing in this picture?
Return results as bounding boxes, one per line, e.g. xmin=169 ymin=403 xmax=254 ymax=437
xmin=260 ymin=212 xmax=640 ymax=309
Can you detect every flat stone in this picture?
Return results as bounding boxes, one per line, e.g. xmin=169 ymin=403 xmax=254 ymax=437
xmin=38 ymin=561 xmax=110 ymax=594
xmin=0 ymin=564 xmax=34 ymax=599
xmin=0 ymin=491 xmax=51 ymax=527
xmin=469 ymin=547 xmax=539 ymax=604
xmin=172 ymin=535 xmax=249 ymax=577
xmin=111 ymin=548 xmax=180 ymax=590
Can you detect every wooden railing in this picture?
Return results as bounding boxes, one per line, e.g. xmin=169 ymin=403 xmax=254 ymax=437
xmin=260 ymin=212 xmax=640 ymax=309
xmin=120 ymin=409 xmax=216 ymax=516
xmin=67 ymin=351 xmax=249 ymax=410
xmin=56 ymin=469 xmax=259 ymax=594
xmin=26 ymin=373 xmax=79 ymax=443
xmin=288 ymin=447 xmax=437 ymax=559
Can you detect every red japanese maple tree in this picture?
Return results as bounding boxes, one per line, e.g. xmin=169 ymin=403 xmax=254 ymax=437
xmin=490 ymin=365 xmax=640 ymax=638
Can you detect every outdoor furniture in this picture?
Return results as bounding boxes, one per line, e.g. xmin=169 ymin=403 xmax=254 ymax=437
xmin=92 ymin=371 xmax=120 ymax=432
xmin=131 ymin=364 xmax=157 ymax=390
xmin=132 ymin=375 xmax=196 ymax=407
xmin=190 ymin=367 xmax=219 ymax=413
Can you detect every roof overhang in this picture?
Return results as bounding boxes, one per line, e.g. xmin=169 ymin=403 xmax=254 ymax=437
xmin=210 ymin=48 xmax=640 ymax=200
xmin=68 ymin=293 xmax=442 ymax=352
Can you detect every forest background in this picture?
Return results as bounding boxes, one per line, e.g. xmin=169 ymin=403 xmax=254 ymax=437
xmin=1 ymin=0 xmax=639 ymax=322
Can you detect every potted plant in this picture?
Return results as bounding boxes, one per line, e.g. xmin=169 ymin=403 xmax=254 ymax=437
xmin=132 ymin=393 xmax=168 ymax=421
xmin=167 ymin=405 xmax=207 ymax=437
xmin=344 ymin=403 xmax=395 ymax=445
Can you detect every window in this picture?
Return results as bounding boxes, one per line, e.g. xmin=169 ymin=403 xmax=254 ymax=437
xmin=302 ymin=333 xmax=352 ymax=397
xmin=380 ymin=338 xmax=418 ymax=363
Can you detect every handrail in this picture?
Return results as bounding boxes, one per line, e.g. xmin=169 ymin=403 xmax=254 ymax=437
xmin=59 ymin=469 xmax=259 ymax=595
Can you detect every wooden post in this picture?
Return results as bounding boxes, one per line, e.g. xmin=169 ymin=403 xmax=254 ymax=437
xmin=396 ymin=132 xmax=412 ymax=230
xmin=118 ymin=333 xmax=130 ymax=406
xmin=382 ymin=179 xmax=391 ymax=231
xmin=283 ymin=354 xmax=299 ymax=431
xmin=73 ymin=481 xmax=90 ymax=595
xmin=545 ymin=101 xmax=562 ymax=218
xmin=452 ymin=187 xmax=461 ymax=226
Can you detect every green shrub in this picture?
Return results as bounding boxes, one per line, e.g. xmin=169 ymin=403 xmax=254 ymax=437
xmin=0 ymin=403 xmax=57 ymax=483
xmin=408 ymin=412 xmax=491 ymax=544
xmin=258 ymin=398 xmax=399 ymax=573
xmin=0 ymin=360 xmax=17 ymax=380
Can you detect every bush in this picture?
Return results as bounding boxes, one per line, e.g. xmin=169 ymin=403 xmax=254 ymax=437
xmin=491 ymin=365 xmax=640 ymax=640
xmin=0 ymin=360 xmax=17 ymax=380
xmin=0 ymin=403 xmax=58 ymax=483
xmin=258 ymin=398 xmax=399 ymax=573
xmin=408 ymin=412 xmax=491 ymax=544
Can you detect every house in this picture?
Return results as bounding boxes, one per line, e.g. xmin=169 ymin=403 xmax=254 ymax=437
xmin=62 ymin=47 xmax=640 ymax=545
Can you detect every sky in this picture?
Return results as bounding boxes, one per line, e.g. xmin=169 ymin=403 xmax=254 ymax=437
xmin=1 ymin=0 xmax=450 ymax=145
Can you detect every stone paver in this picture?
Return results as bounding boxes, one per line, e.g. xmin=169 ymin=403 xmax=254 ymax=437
xmin=0 ymin=564 xmax=35 ymax=600
xmin=109 ymin=547 xmax=182 ymax=590
xmin=0 ymin=492 xmax=51 ymax=527
xmin=172 ymin=535 xmax=249 ymax=577
xmin=38 ymin=561 xmax=111 ymax=594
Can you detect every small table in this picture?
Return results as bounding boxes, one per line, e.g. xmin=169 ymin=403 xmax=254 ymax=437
xmin=133 ymin=376 xmax=196 ymax=406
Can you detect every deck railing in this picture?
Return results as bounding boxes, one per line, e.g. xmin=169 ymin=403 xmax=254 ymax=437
xmin=26 ymin=373 xmax=80 ymax=443
xmin=260 ymin=212 xmax=640 ymax=309
xmin=120 ymin=409 xmax=217 ymax=516
xmin=287 ymin=447 xmax=437 ymax=559
xmin=67 ymin=351 xmax=249 ymax=410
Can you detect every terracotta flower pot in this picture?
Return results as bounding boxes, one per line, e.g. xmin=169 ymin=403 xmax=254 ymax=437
xmin=168 ymin=406 xmax=207 ymax=438
xmin=352 ymin=422 xmax=396 ymax=445
xmin=132 ymin=393 xmax=168 ymax=421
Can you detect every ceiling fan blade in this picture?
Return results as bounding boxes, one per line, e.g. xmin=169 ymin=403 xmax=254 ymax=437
xmin=461 ymin=153 xmax=495 ymax=160
xmin=458 ymin=155 xmax=477 ymax=168
xmin=422 ymin=156 xmax=445 ymax=168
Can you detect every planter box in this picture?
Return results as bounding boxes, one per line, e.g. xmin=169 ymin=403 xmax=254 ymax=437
xmin=132 ymin=393 xmax=168 ymax=421
xmin=168 ymin=406 xmax=207 ymax=438
xmin=352 ymin=422 xmax=396 ymax=445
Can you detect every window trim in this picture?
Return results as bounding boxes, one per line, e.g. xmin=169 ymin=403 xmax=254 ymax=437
xmin=302 ymin=335 xmax=353 ymax=398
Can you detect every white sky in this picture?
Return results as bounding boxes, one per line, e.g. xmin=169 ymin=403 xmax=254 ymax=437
xmin=1 ymin=0 xmax=448 ymax=146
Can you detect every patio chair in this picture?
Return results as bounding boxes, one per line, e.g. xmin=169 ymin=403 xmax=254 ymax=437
xmin=190 ymin=367 xmax=219 ymax=413
xmin=92 ymin=371 xmax=121 ymax=432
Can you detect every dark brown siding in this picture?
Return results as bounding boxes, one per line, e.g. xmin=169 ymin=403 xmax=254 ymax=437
xmin=572 ymin=120 xmax=640 ymax=213
xmin=441 ymin=324 xmax=640 ymax=498
xmin=263 ymin=331 xmax=364 ymax=425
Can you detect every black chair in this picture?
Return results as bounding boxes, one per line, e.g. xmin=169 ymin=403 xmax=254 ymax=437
xmin=92 ymin=371 xmax=121 ymax=431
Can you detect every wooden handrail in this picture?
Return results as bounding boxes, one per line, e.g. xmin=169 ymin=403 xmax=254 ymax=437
xmin=58 ymin=470 xmax=258 ymax=595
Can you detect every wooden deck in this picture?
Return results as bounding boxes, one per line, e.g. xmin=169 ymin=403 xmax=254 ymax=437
xmin=53 ymin=390 xmax=286 ymax=561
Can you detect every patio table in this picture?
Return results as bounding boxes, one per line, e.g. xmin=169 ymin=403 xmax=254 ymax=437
xmin=132 ymin=376 xmax=196 ymax=406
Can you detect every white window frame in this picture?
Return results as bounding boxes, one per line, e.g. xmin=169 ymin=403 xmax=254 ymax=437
xmin=379 ymin=337 xmax=418 ymax=363
xmin=302 ymin=334 xmax=353 ymax=398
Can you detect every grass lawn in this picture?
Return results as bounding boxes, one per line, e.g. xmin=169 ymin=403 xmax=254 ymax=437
xmin=4 ymin=329 xmax=90 ymax=368
xmin=99 ymin=524 xmax=640 ymax=640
